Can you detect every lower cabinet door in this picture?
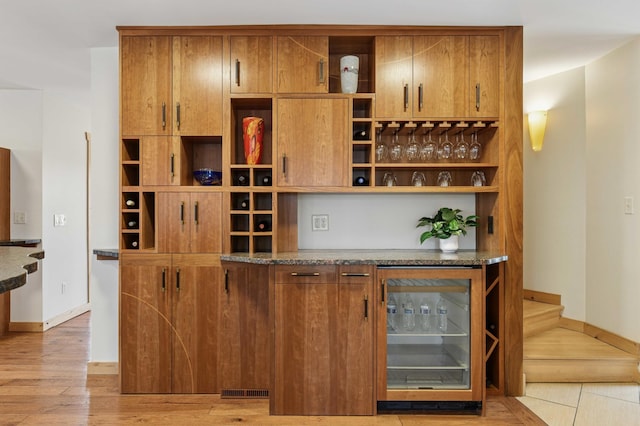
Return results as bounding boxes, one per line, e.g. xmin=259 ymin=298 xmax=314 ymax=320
xmin=272 ymin=265 xmax=374 ymax=415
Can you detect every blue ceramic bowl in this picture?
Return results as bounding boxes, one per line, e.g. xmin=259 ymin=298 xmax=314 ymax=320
xmin=193 ymin=168 xmax=222 ymax=186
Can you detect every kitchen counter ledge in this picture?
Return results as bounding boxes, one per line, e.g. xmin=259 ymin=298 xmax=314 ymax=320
xmin=221 ymin=249 xmax=507 ymax=266
xmin=0 ymin=247 xmax=45 ymax=294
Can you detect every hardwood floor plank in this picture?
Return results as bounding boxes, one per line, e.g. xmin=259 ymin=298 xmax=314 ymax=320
xmin=0 ymin=312 xmax=544 ymax=425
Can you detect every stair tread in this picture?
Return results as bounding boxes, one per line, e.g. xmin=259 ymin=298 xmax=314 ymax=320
xmin=525 ymin=328 xmax=637 ymax=361
xmin=523 ymin=299 xmax=564 ymax=319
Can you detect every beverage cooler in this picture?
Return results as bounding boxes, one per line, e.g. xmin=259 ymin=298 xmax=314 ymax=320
xmin=376 ymin=266 xmax=484 ymax=413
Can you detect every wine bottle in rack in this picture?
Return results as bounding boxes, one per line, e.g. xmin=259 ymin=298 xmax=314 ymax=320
xmin=353 ymin=129 xmax=369 ymax=140
xmin=125 ymin=199 xmax=136 ymax=208
xmin=127 ymin=220 xmax=138 ymax=228
xmin=255 ymin=218 xmax=272 ymax=232
xmin=129 ymin=240 xmax=138 ymax=249
xmin=236 ymin=173 xmax=249 ymax=186
xmin=260 ymin=174 xmax=272 ymax=186
xmin=239 ymin=198 xmax=250 ymax=210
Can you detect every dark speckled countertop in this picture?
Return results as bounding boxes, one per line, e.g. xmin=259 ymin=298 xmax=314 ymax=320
xmin=0 ymin=247 xmax=45 ymax=294
xmin=220 ymin=249 xmax=507 ymax=266
xmin=93 ymin=249 xmax=119 ymax=259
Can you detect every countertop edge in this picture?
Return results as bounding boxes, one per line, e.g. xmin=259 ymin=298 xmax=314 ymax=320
xmin=0 ymin=247 xmax=45 ymax=294
xmin=93 ymin=249 xmax=119 ymax=260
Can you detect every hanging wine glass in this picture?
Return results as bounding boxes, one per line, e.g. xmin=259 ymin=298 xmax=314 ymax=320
xmin=437 ymin=131 xmax=452 ymax=161
xmin=454 ymin=131 xmax=469 ymax=161
xmin=419 ymin=130 xmax=437 ymax=162
xmin=389 ymin=131 xmax=404 ymax=162
xmin=469 ymin=131 xmax=482 ymax=161
xmin=405 ymin=131 xmax=420 ymax=162
xmin=375 ymin=130 xmax=388 ymax=162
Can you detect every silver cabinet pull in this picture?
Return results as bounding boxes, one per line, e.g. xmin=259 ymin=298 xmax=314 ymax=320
xmin=418 ymin=83 xmax=424 ymax=111
xmin=180 ymin=202 xmax=185 ymax=225
xmin=364 ymin=296 xmax=369 ymax=320
xmin=318 ymin=59 xmax=325 ymax=84
xmin=475 ymin=83 xmax=481 ymax=111
xmin=403 ymin=84 xmax=409 ymax=111
xmin=176 ymin=102 xmax=181 ymax=130
xmin=340 ymin=272 xmax=370 ymax=277
xmin=176 ymin=268 xmax=180 ymax=292
xmin=282 ymin=154 xmax=287 ymax=177
xmin=235 ymin=59 xmax=241 ymax=86
xmin=193 ymin=201 xmax=199 ymax=225
xmin=170 ymin=153 xmax=175 ymax=179
xmin=161 ymin=268 xmax=166 ymax=292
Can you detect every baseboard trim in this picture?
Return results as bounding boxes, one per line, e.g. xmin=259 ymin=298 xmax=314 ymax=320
xmin=9 ymin=303 xmax=91 ymax=333
xmin=523 ymin=289 xmax=561 ymax=305
xmin=87 ymin=362 xmax=118 ymax=376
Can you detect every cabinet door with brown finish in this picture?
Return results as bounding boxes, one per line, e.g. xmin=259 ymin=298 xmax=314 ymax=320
xmin=157 ymin=192 xmax=191 ymax=254
xmin=231 ymin=36 xmax=273 ymax=94
xmin=374 ymin=36 xmax=413 ymax=119
xmin=413 ymin=36 xmax=469 ymax=118
xmin=218 ymin=262 xmax=270 ymax=393
xmin=276 ymin=36 xmax=328 ymax=93
xmin=173 ymin=36 xmax=223 ymax=136
xmin=171 ymin=255 xmax=220 ymax=393
xmin=469 ymin=35 xmax=500 ymax=118
xmin=120 ymin=254 xmax=172 ymax=393
xmin=189 ymin=192 xmax=222 ymax=253
xmin=140 ymin=136 xmax=179 ymax=186
xmin=277 ymin=98 xmax=348 ymax=187
xmin=120 ymin=36 xmax=171 ymax=136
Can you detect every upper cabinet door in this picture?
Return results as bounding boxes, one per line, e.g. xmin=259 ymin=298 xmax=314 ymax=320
xmin=276 ymin=36 xmax=329 ymax=93
xmin=374 ymin=36 xmax=413 ymax=119
xmin=230 ymin=36 xmax=273 ymax=94
xmin=277 ymin=98 xmax=348 ymax=187
xmin=173 ymin=36 xmax=223 ymax=136
xmin=412 ymin=36 xmax=469 ymax=118
xmin=469 ymin=35 xmax=500 ymax=118
xmin=121 ymin=36 xmax=172 ymax=136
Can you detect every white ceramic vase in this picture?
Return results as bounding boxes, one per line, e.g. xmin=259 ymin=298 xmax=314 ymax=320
xmin=340 ymin=55 xmax=359 ymax=94
xmin=439 ymin=235 xmax=459 ymax=253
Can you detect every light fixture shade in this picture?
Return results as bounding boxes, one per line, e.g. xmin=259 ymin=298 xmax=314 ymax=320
xmin=528 ymin=110 xmax=547 ymax=152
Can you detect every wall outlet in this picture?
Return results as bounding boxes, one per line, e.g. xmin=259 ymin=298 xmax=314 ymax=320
xmin=312 ymin=214 xmax=329 ymax=231
xmin=624 ymin=196 xmax=634 ymax=215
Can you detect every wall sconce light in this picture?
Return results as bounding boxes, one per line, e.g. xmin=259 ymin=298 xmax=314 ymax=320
xmin=528 ymin=110 xmax=547 ymax=152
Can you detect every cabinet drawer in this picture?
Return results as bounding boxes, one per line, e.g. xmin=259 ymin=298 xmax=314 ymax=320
xmin=275 ymin=265 xmax=336 ymax=283
xmin=338 ymin=265 xmax=374 ymax=284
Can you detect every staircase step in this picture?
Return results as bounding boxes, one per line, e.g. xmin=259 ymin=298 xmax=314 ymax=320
xmin=523 ymin=300 xmax=564 ymax=337
xmin=524 ymin=328 xmax=638 ymax=383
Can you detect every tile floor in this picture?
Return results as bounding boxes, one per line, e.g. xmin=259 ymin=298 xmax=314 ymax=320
xmin=517 ymin=382 xmax=640 ymax=425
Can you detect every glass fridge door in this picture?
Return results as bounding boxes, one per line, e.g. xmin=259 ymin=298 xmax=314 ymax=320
xmin=385 ymin=275 xmax=471 ymax=390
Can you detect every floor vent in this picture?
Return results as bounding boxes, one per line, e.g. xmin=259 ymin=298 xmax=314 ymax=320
xmin=221 ymin=388 xmax=269 ymax=399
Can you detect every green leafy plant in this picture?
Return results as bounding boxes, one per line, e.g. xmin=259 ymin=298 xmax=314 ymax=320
xmin=417 ymin=207 xmax=478 ymax=243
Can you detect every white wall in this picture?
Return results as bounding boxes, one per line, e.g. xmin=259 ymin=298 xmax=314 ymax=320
xmin=523 ymin=67 xmax=587 ymax=321
xmin=0 ymin=89 xmax=44 ymax=321
xmin=41 ymin=90 xmax=91 ymax=320
xmin=585 ymin=38 xmax=640 ymax=342
xmin=88 ymin=47 xmax=120 ymax=362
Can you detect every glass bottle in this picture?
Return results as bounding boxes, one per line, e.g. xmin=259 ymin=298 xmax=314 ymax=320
xmin=387 ymin=294 xmax=398 ymax=331
xmin=436 ymin=296 xmax=448 ymax=333
xmin=402 ymin=294 xmax=416 ymax=331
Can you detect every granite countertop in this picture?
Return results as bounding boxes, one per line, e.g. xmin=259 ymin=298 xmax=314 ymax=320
xmin=220 ymin=249 xmax=507 ymax=266
xmin=93 ymin=249 xmax=119 ymax=259
xmin=0 ymin=247 xmax=45 ymax=294
xmin=0 ymin=239 xmax=41 ymax=247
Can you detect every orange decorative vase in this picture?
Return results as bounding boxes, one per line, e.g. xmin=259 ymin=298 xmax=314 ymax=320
xmin=242 ymin=116 xmax=264 ymax=165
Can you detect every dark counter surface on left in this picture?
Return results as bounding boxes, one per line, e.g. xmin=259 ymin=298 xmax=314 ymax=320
xmin=0 ymin=239 xmax=41 ymax=247
xmin=0 ymin=247 xmax=45 ymax=294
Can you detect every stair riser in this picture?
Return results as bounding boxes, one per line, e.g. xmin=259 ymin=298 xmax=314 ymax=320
xmin=524 ymin=359 xmax=639 ymax=383
xmin=524 ymin=312 xmax=562 ymax=337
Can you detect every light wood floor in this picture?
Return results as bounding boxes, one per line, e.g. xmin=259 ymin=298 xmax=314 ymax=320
xmin=0 ymin=313 xmax=544 ymax=425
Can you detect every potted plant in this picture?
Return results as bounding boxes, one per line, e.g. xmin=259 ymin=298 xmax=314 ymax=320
xmin=417 ymin=207 xmax=478 ymax=253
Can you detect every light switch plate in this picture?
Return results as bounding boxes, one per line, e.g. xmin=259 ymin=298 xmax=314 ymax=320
xmin=624 ymin=196 xmax=634 ymax=215
xmin=13 ymin=211 xmax=27 ymax=224
xmin=312 ymin=214 xmax=329 ymax=231
xmin=54 ymin=214 xmax=67 ymax=227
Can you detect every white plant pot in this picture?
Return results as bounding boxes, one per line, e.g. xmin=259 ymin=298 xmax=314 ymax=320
xmin=340 ymin=55 xmax=359 ymax=94
xmin=439 ymin=235 xmax=459 ymax=253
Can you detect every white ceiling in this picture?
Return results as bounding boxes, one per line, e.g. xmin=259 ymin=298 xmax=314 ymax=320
xmin=1 ymin=0 xmax=639 ymax=90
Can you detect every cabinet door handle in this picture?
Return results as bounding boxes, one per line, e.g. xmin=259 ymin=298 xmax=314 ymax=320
xmin=170 ymin=153 xmax=175 ymax=179
xmin=290 ymin=272 xmax=320 ymax=277
xmin=418 ymin=83 xmax=424 ymax=111
xmin=224 ymin=269 xmax=229 ymax=293
xmin=176 ymin=102 xmax=181 ymax=130
xmin=475 ymin=83 xmax=481 ymax=111
xmin=176 ymin=268 xmax=180 ymax=292
xmin=161 ymin=268 xmax=166 ymax=292
xmin=161 ymin=102 xmax=166 ymax=129
xmin=364 ymin=296 xmax=369 ymax=320
xmin=403 ymin=84 xmax=409 ymax=111
xmin=380 ymin=279 xmax=385 ymax=304
xmin=180 ymin=202 xmax=185 ymax=225
xmin=318 ymin=59 xmax=325 ymax=84
xmin=235 ymin=59 xmax=241 ymax=86
xmin=341 ymin=272 xmax=370 ymax=277
xmin=193 ymin=201 xmax=199 ymax=225
xmin=282 ymin=154 xmax=287 ymax=177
